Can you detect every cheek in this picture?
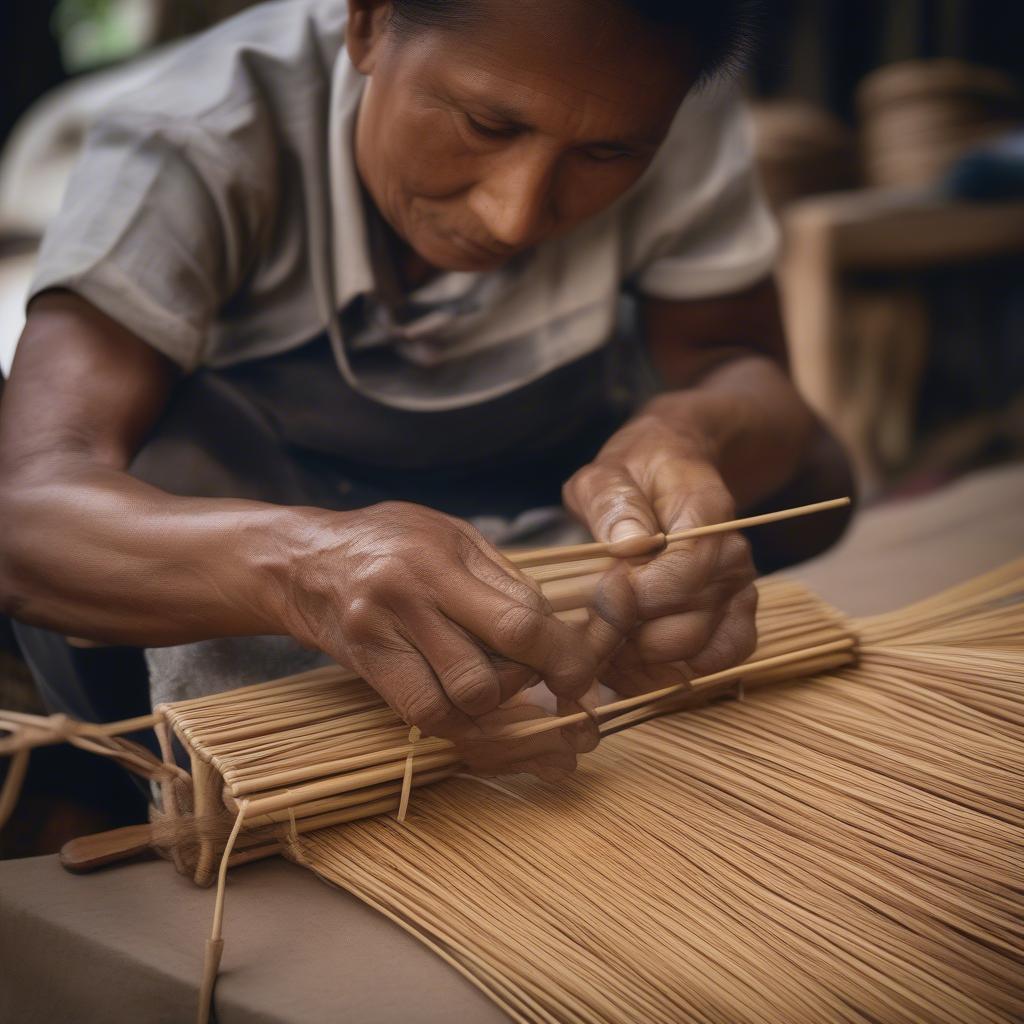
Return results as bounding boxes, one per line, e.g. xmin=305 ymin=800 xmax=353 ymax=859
xmin=383 ymin=108 xmax=478 ymax=199
xmin=555 ymin=160 xmax=651 ymax=225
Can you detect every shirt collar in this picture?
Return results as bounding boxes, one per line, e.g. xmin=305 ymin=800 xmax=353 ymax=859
xmin=326 ymin=47 xmax=375 ymax=311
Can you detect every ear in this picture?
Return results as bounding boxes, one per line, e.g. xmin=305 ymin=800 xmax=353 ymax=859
xmin=346 ymin=0 xmax=395 ymax=74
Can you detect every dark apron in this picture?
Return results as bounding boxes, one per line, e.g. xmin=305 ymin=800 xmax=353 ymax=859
xmin=14 ymin=323 xmax=651 ymax=725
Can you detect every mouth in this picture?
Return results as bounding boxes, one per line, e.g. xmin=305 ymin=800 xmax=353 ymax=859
xmin=447 ymin=231 xmax=514 ymax=262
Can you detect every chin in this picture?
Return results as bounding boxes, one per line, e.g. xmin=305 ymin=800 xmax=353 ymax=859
xmin=418 ymin=236 xmax=509 ymax=273
xmin=405 ymin=216 xmax=512 ymax=273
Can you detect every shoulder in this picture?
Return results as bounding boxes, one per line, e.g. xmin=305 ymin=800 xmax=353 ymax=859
xmin=614 ymin=81 xmax=778 ymax=298
xmin=90 ymin=0 xmax=348 ymax=145
xmin=626 ymin=81 xmax=757 ymax=215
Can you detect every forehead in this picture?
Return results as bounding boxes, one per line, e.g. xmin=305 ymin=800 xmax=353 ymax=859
xmin=394 ymin=0 xmax=696 ymax=140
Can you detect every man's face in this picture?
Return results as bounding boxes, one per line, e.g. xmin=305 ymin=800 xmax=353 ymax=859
xmin=352 ymin=0 xmax=696 ymax=272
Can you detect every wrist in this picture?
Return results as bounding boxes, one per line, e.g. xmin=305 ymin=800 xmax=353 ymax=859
xmin=624 ymin=398 xmax=725 ymax=465
xmin=238 ymin=504 xmax=349 ymax=641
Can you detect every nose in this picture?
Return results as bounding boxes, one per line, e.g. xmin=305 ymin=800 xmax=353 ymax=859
xmin=468 ymin=145 xmax=558 ymax=250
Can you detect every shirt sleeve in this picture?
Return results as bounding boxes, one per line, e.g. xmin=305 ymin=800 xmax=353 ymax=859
xmin=620 ymin=82 xmax=779 ymax=301
xmin=28 ymin=99 xmax=274 ymax=371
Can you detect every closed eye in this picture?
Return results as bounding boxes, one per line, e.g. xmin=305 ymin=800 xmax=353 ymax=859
xmin=583 ymin=146 xmax=638 ymax=163
xmin=464 ymin=113 xmax=521 ymax=140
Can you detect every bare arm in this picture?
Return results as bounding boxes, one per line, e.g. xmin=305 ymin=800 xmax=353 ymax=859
xmin=639 ymin=277 xmax=855 ymax=566
xmin=1 ymin=293 xmax=623 ymax=757
xmin=0 ymin=291 xmax=287 ymax=644
xmin=569 ymin=280 xmax=854 ymax=566
xmin=564 ymin=279 xmax=854 ymax=695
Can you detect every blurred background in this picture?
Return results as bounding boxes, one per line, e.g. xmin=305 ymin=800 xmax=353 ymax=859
xmin=1 ymin=0 xmax=1023 ymax=856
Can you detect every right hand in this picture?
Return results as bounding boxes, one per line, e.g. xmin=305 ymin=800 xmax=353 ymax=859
xmin=275 ymin=502 xmax=633 ymax=770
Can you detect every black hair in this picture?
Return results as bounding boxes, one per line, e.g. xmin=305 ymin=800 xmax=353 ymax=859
xmin=389 ymin=0 xmax=761 ymax=85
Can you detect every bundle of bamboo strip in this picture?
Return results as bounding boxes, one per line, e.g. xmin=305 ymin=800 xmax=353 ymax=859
xmin=4 ymin=500 xmax=1022 ymax=1024
xmin=155 ymin=573 xmax=854 ymax=886
xmin=0 ymin=497 xmax=853 ymax=885
xmin=291 ymin=559 xmax=1024 ymax=1024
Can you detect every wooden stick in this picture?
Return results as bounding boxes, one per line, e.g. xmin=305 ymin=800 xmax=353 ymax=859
xmin=493 ymin=639 xmax=857 ymax=741
xmin=197 ymin=800 xmax=247 ymax=1024
xmin=507 ymin=497 xmax=851 ymax=568
xmin=397 ymin=727 xmax=420 ymax=824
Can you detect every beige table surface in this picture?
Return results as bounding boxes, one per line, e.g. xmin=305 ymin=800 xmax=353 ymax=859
xmin=2 ymin=461 xmax=1022 ymax=1024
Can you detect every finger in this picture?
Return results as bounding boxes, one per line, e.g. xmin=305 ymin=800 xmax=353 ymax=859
xmin=650 ymin=465 xmax=736 ymax=535
xmin=349 ymin=638 xmax=476 ymax=741
xmin=628 ymin=540 xmax=721 ymax=620
xmin=599 ymin=638 xmax=692 ymax=697
xmin=556 ymin=686 xmax=600 ymax=754
xmin=492 ymin=657 xmax=541 ymax=704
xmin=440 ymin=570 xmax=601 ymax=696
xmin=563 ymin=463 xmax=659 ymax=544
xmin=630 ymin=607 xmax=721 ymax=665
xmin=686 ymin=585 xmax=759 ymax=678
xmin=460 ymin=703 xmax=575 ymax=776
xmin=578 ymin=563 xmax=637 ymax=664
xmin=638 ymin=527 xmax=757 ymax=622
xmin=403 ymin=608 xmax=504 ymax=718
xmin=448 ymin=517 xmax=557 ymax=600
xmin=541 ymin=566 xmax=635 ymax=702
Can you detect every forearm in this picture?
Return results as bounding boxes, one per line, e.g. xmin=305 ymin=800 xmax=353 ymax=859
xmin=1 ymin=463 xmax=300 ymax=645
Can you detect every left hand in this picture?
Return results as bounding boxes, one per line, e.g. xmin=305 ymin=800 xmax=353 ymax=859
xmin=564 ymin=413 xmax=759 ymax=696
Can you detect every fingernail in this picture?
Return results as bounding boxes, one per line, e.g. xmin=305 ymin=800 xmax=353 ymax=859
xmin=607 ymin=531 xmax=665 ymax=560
xmin=609 ymin=519 xmax=648 ymax=543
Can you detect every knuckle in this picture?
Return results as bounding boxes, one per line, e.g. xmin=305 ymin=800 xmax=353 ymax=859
xmin=442 ymin=657 xmax=498 ymax=714
xmin=350 ymin=554 xmax=406 ymax=596
xmin=402 ymin=689 xmax=455 ymax=737
xmin=342 ymin=596 xmax=381 ymax=638
xmin=495 ymin=603 xmax=545 ymax=653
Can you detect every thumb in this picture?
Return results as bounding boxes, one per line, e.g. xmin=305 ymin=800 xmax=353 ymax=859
xmin=564 ymin=463 xmax=661 ymax=547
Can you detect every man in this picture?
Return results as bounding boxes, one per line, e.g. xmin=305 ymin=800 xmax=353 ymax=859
xmin=0 ymin=0 xmax=852 ymax=777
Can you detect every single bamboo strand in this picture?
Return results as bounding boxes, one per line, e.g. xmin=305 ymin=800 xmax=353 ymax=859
xmin=506 ymin=497 xmax=851 ymax=568
xmin=497 ymin=639 xmax=855 ymax=741
xmin=197 ymin=800 xmax=247 ymax=1024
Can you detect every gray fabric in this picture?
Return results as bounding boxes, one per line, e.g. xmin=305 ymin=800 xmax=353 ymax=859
xmin=0 ymin=854 xmax=508 ymax=1024
xmin=146 ymin=637 xmax=332 ymax=707
xmin=27 ymin=0 xmax=778 ymax=410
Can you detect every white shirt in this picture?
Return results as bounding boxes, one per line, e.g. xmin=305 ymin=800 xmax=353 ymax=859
xmin=30 ymin=0 xmax=778 ymax=412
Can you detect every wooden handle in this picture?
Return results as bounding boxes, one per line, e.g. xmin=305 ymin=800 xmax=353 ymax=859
xmin=60 ymin=823 xmax=157 ymax=873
